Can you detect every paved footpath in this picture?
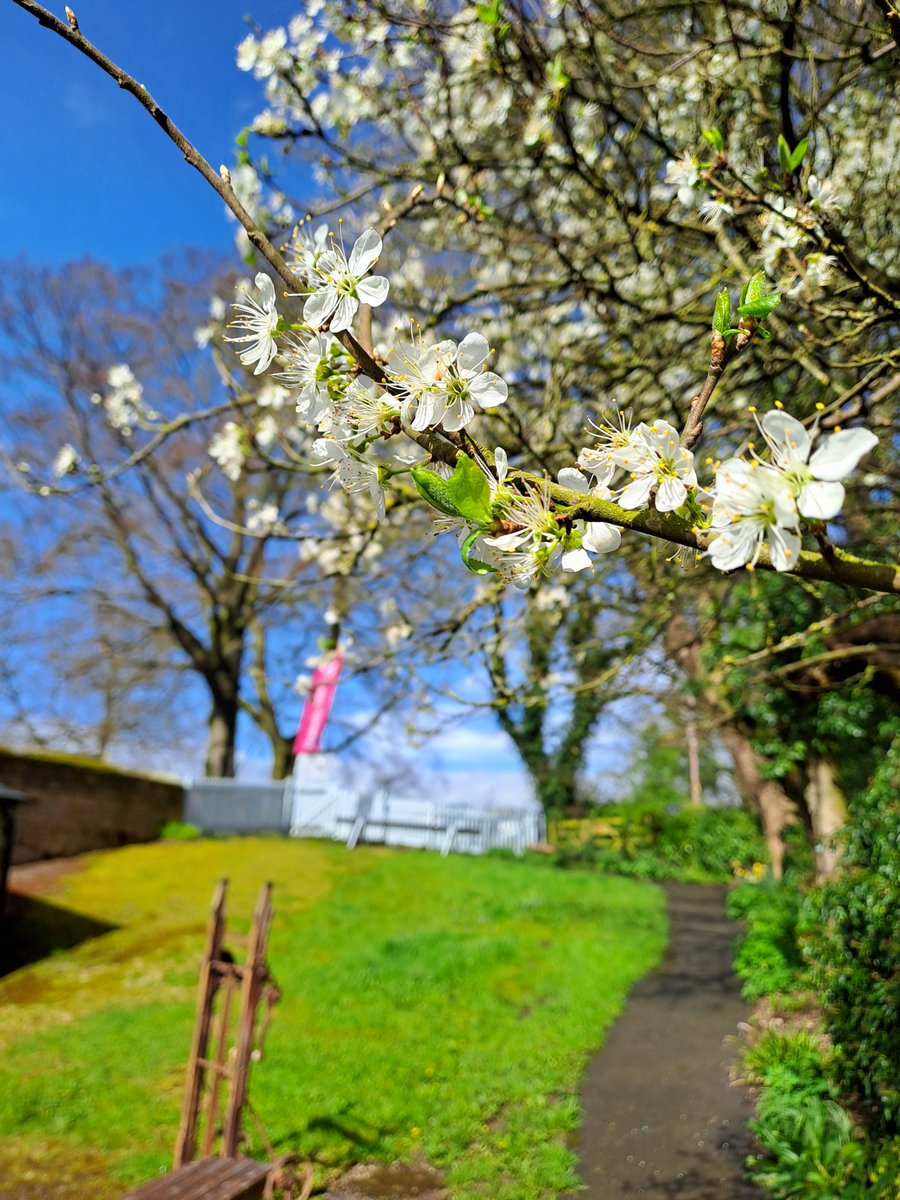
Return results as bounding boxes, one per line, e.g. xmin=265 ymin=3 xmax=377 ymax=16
xmin=574 ymin=882 xmax=764 ymax=1199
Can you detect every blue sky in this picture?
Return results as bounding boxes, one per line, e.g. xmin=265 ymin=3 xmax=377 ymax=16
xmin=3 ymin=0 xmax=299 ymax=264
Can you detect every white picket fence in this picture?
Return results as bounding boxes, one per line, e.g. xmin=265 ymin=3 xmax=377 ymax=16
xmin=184 ymin=769 xmax=544 ymax=857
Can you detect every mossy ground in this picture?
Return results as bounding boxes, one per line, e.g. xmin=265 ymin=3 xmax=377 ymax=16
xmin=0 ymin=839 xmax=665 ymax=1198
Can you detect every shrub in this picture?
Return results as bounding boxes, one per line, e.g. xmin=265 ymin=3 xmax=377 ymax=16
xmin=159 ymin=819 xmax=201 ymax=841
xmin=802 ymin=732 xmax=900 ymax=1136
xmin=743 ymin=1031 xmax=899 ymax=1200
xmin=727 ymin=880 xmax=805 ymax=1001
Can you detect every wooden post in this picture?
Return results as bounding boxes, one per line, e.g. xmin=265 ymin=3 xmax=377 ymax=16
xmin=174 ymin=879 xmax=227 ymax=1168
xmin=221 ymin=883 xmax=273 ymax=1157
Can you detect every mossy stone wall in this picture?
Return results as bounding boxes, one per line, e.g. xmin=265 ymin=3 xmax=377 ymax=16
xmin=0 ymin=748 xmax=184 ymax=862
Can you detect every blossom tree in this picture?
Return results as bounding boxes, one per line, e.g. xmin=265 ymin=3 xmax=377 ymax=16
xmin=8 ymin=0 xmax=900 ymax=839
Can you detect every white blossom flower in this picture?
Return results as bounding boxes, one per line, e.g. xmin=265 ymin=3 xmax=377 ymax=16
xmin=91 ymin=364 xmax=152 ymax=434
xmin=313 ymin=437 xmax=386 ymax=520
xmin=707 ymin=459 xmax=801 ymax=572
xmin=303 ymin=228 xmax=389 ymax=333
xmin=699 ymin=197 xmax=734 ymax=229
xmin=276 ymin=332 xmax=340 ymax=425
xmin=805 ymin=253 xmax=837 ymax=290
xmin=557 ymin=467 xmax=621 ymax=571
xmin=225 ymin=273 xmax=280 ymax=375
xmin=389 ymin=331 xmax=507 ymax=432
xmin=615 ymin=420 xmax=697 ymax=512
xmin=757 ymin=410 xmax=878 ymax=520
xmin=52 ymin=444 xmax=80 ymax=477
xmin=482 ymin=484 xmax=560 ymax=585
xmin=236 ymin=28 xmax=291 ymax=79
xmin=246 ymin=500 xmax=281 ymax=534
xmin=326 ymin=380 xmax=400 ymax=440
xmin=209 ymin=422 xmax=245 ymax=482
xmin=664 ymin=153 xmax=701 ymax=206
xmin=806 ymin=175 xmax=843 ymax=216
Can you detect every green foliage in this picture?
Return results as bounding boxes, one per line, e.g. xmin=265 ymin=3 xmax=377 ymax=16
xmin=158 ymin=820 xmax=201 ymax=841
xmin=411 ymin=452 xmax=491 ymax=524
xmin=777 ymin=133 xmax=809 ymax=174
xmin=802 ymin=729 xmax=900 ymax=1136
xmin=705 ymin=577 xmax=900 ymax=793
xmin=0 ymin=839 xmax=665 ymax=1199
xmin=555 ymin=804 xmax=766 ymax=883
xmin=744 ymin=1031 xmax=898 ymax=1200
xmin=728 ymin=880 xmax=805 ymax=1001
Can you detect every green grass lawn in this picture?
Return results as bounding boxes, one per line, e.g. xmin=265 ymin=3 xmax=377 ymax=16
xmin=0 ymin=839 xmax=666 ymax=1199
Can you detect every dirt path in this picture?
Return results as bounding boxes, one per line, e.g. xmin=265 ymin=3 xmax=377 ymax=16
xmin=574 ymin=882 xmax=763 ymax=1199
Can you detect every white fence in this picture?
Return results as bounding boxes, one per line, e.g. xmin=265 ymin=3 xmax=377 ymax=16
xmin=184 ymin=769 xmax=544 ymax=857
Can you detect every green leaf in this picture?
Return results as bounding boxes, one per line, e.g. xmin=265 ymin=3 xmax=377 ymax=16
xmin=745 ymin=271 xmax=767 ymax=305
xmin=411 ymin=467 xmax=466 ymax=518
xmin=777 ymin=134 xmax=792 ymax=174
xmin=475 ymin=0 xmax=501 ymax=26
xmin=788 ymin=137 xmax=809 ymax=172
xmin=702 ymin=127 xmax=724 ymax=153
xmin=411 ymin=453 xmax=493 ymax=524
xmin=737 ymin=294 xmax=781 ymax=319
xmin=459 ymin=530 xmax=496 ymax=575
xmin=713 ymin=288 xmax=732 ymax=334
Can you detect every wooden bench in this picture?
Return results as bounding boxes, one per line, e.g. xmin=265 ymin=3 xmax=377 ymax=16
xmin=336 ymin=812 xmax=480 ymax=854
xmin=124 ymin=1157 xmax=270 ymax=1200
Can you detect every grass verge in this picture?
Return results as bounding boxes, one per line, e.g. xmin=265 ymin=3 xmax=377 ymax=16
xmin=0 ymin=839 xmax=665 ymax=1198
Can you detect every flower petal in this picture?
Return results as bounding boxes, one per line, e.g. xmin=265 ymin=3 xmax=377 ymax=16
xmin=441 ymin=398 xmax=475 ymax=432
xmin=707 ymin=523 xmax=759 ymax=571
xmin=356 ymin=276 xmax=390 ymax=307
xmin=767 ymin=526 xmax=802 ymax=572
xmin=809 ymin=428 xmax=878 ymax=481
xmin=656 ymin=477 xmax=687 ymax=512
xmin=330 ymin=294 xmax=358 ymax=333
xmin=254 ymin=273 xmax=276 ymax=307
xmin=761 ymin=411 xmax=810 ymax=468
xmin=582 ymin=523 xmax=621 ymax=554
xmin=494 ymin=447 xmax=508 ymax=484
xmin=303 ymin=286 xmax=337 ymax=326
xmin=456 ymin=332 xmax=490 ymax=374
xmin=797 ymin=480 xmax=845 ymax=520
xmin=468 ymin=372 xmax=508 ymax=408
xmin=348 ymin=228 xmax=382 ymax=275
xmin=561 ymin=548 xmax=593 ymax=573
xmin=558 ymin=467 xmax=590 ymax=493
xmin=617 ymin=474 xmax=654 ymax=510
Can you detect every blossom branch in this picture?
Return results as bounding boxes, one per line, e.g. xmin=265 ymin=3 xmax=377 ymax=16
xmin=545 ymin=478 xmax=900 ymax=595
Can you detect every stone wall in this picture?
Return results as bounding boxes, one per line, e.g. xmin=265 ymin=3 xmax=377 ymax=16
xmin=0 ymin=748 xmax=184 ymax=863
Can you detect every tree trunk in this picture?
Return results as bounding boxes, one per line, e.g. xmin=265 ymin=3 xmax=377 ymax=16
xmin=270 ymin=736 xmax=295 ymax=781
xmin=205 ymin=698 xmax=238 ymax=778
xmin=804 ymin=755 xmax=848 ymax=882
xmin=719 ymin=726 xmax=799 ymax=879
xmin=685 ymin=697 xmax=703 ymax=808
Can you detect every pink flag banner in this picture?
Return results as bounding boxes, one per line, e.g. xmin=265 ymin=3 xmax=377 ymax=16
xmin=292 ymin=651 xmax=344 ymax=755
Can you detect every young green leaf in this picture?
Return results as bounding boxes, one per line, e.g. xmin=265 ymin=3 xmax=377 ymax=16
xmin=702 ymin=127 xmax=724 ymax=153
xmin=737 ymin=294 xmax=781 ymax=319
xmin=411 ymin=453 xmax=493 ymax=525
xmin=745 ymin=271 xmax=767 ymax=305
xmin=411 ymin=467 xmax=465 ymax=518
xmin=777 ymin=134 xmax=792 ymax=174
xmin=713 ymin=288 xmax=732 ymax=334
xmin=459 ymin=530 xmax=496 ymax=575
xmin=788 ymin=137 xmax=809 ymax=172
